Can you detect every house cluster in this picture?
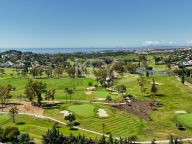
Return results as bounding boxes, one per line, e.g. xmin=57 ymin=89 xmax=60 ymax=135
xmin=0 ymin=60 xmax=25 ymax=68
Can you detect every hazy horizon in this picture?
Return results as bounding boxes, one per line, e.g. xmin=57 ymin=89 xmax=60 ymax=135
xmin=1 ymin=0 xmax=192 ymax=48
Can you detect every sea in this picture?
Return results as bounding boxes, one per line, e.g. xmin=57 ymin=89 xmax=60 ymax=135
xmin=0 ymin=47 xmax=142 ymax=54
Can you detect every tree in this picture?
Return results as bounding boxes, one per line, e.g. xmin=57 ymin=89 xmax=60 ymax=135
xmin=30 ymin=67 xmax=38 ymax=79
xmin=116 ymin=85 xmax=126 ymax=96
xmin=105 ymin=95 xmax=112 ymax=103
xmin=18 ymin=133 xmax=32 ymax=144
xmin=54 ymin=65 xmax=64 ymax=77
xmin=25 ymin=79 xmax=47 ymax=106
xmin=45 ymin=89 xmax=56 ymax=103
xmin=151 ymin=78 xmax=157 ymax=101
xmin=0 ymin=126 xmax=20 ymax=143
xmin=112 ymin=62 xmax=126 ymax=75
xmin=66 ymin=67 xmax=76 ymax=77
xmin=93 ymin=68 xmax=108 ymax=86
xmin=42 ymin=125 xmax=64 ymax=144
xmin=45 ymin=66 xmax=53 ymax=78
xmin=64 ymin=114 xmax=76 ymax=129
xmin=65 ymin=88 xmax=74 ymax=104
xmin=9 ymin=106 xmax=18 ymax=123
xmin=0 ymin=85 xmax=12 ymax=111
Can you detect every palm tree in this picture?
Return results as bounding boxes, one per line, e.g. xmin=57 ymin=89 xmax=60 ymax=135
xmin=68 ymin=89 xmax=74 ymax=104
xmin=151 ymin=78 xmax=157 ymax=101
xmin=9 ymin=106 xmax=18 ymax=123
xmin=65 ymin=88 xmax=69 ymax=104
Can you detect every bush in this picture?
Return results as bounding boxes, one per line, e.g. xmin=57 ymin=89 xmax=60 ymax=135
xmin=73 ymin=121 xmax=80 ymax=126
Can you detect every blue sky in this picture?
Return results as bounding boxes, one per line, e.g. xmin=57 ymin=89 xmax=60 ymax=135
xmin=0 ymin=0 xmax=192 ymax=48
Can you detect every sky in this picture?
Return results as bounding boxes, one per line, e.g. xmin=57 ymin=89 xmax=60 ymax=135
xmin=0 ymin=0 xmax=192 ymax=48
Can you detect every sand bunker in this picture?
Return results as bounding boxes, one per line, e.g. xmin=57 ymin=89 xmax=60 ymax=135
xmin=86 ymin=86 xmax=96 ymax=91
xmin=175 ymin=110 xmax=187 ymax=114
xmin=60 ymin=110 xmax=72 ymax=117
xmin=97 ymin=109 xmax=108 ymax=117
xmin=85 ymin=91 xmax=92 ymax=95
xmin=111 ymin=92 xmax=118 ymax=95
xmin=150 ymin=82 xmax=163 ymax=85
xmin=97 ymin=98 xmax=105 ymax=101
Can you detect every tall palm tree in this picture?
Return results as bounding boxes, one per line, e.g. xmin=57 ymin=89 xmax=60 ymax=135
xmin=9 ymin=106 xmax=18 ymax=123
xmin=151 ymin=78 xmax=157 ymax=101
xmin=68 ymin=89 xmax=74 ymax=104
xmin=65 ymin=88 xmax=69 ymax=103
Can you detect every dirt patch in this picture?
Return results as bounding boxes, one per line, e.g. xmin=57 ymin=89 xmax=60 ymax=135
xmin=1 ymin=101 xmax=44 ymax=115
xmin=97 ymin=109 xmax=108 ymax=117
xmin=113 ymin=99 xmax=158 ymax=120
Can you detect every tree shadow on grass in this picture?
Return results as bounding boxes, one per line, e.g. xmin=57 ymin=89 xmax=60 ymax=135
xmin=155 ymin=94 xmax=165 ymax=97
xmin=43 ymin=103 xmax=61 ymax=109
xmin=178 ymin=127 xmax=186 ymax=131
xmin=16 ymin=122 xmax=26 ymax=125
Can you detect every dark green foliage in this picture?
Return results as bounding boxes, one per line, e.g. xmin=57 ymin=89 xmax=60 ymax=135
xmin=42 ymin=125 xmax=138 ymax=144
xmin=18 ymin=133 xmax=32 ymax=144
xmin=0 ymin=126 xmax=20 ymax=143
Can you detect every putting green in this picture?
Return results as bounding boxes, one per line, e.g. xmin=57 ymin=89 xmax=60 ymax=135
xmin=67 ymin=104 xmax=95 ymax=117
xmin=177 ymin=113 xmax=192 ymax=128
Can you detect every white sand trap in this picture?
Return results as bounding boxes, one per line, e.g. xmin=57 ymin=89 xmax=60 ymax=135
xmin=60 ymin=110 xmax=72 ymax=117
xmin=175 ymin=110 xmax=187 ymax=114
xmin=85 ymin=91 xmax=92 ymax=95
xmin=86 ymin=86 xmax=96 ymax=91
xmin=97 ymin=98 xmax=105 ymax=101
xmin=111 ymin=92 xmax=118 ymax=95
xmin=150 ymin=82 xmax=163 ymax=85
xmin=97 ymin=109 xmax=109 ymax=117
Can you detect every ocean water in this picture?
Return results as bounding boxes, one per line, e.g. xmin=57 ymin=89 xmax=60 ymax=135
xmin=0 ymin=48 xmax=140 ymax=54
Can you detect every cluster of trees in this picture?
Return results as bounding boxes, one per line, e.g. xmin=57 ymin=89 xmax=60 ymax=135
xmin=0 ymin=85 xmax=12 ymax=111
xmin=174 ymin=68 xmax=192 ymax=84
xmin=0 ymin=126 xmax=32 ymax=144
xmin=25 ymin=79 xmax=51 ymax=106
xmin=43 ymin=125 xmax=185 ymax=144
xmin=42 ymin=125 xmax=137 ymax=144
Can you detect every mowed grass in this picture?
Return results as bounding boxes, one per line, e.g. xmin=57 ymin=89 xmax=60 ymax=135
xmin=0 ymin=113 xmax=99 ymax=144
xmin=67 ymin=104 xmax=95 ymax=117
xmin=0 ymin=77 xmax=95 ymax=100
xmin=177 ymin=114 xmax=192 ymax=128
xmin=44 ymin=103 xmax=145 ymax=138
xmin=2 ymin=67 xmax=192 ymax=140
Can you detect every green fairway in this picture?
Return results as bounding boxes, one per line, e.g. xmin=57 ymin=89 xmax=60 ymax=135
xmin=44 ymin=103 xmax=145 ymax=138
xmin=67 ymin=104 xmax=96 ymax=117
xmin=177 ymin=114 xmax=192 ymax=128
